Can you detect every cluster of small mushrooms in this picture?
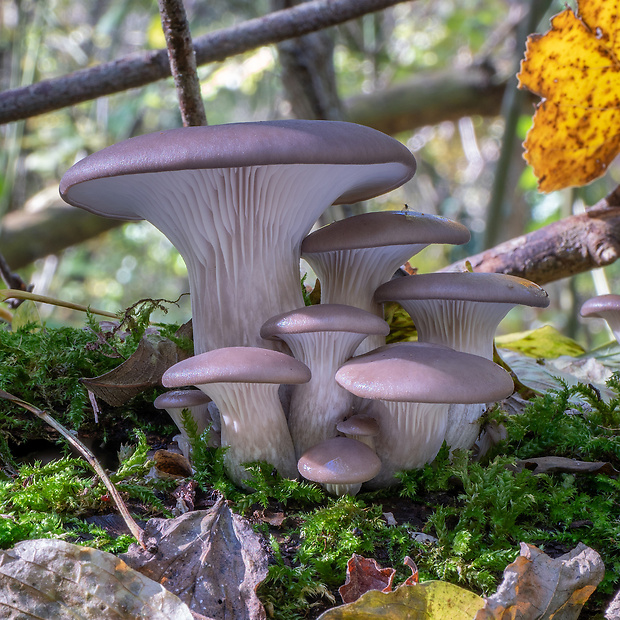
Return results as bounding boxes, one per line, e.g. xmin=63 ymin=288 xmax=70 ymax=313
xmin=59 ymin=120 xmax=550 ymax=493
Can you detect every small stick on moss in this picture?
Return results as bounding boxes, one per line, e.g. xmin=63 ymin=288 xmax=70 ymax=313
xmin=0 ymin=289 xmax=118 ymax=318
xmin=0 ymin=389 xmax=146 ymax=547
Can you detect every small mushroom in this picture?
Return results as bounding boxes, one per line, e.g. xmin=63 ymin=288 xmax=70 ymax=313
xmin=260 ymin=304 xmax=389 ymax=458
xmin=162 ymin=346 xmax=310 ymax=488
xmin=60 ymin=121 xmax=416 ymax=354
xmin=374 ymin=271 xmax=549 ymax=451
xmin=153 ymin=389 xmax=215 ymax=458
xmin=335 ymin=342 xmax=514 ymax=487
xmin=301 ymin=210 xmax=470 ymax=353
xmin=336 ymin=414 xmax=380 ymax=451
xmin=580 ymin=294 xmax=620 ymax=344
xmin=297 ymin=436 xmax=381 ymax=496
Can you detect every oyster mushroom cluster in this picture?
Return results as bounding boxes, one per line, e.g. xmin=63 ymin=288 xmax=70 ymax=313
xmin=60 ymin=119 xmax=550 ymax=492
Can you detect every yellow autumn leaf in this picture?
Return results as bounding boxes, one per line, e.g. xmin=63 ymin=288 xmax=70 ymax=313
xmin=318 ymin=581 xmax=485 ymax=619
xmin=517 ymin=0 xmax=620 ymax=192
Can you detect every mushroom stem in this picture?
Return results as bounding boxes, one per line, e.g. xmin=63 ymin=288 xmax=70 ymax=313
xmin=366 ymin=401 xmax=449 ymax=488
xmin=285 ymin=331 xmax=368 ymax=458
xmin=200 ymin=382 xmax=298 ymax=488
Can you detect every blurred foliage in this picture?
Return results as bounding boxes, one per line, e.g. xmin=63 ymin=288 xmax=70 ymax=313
xmin=2 ymin=0 xmax=620 ymax=344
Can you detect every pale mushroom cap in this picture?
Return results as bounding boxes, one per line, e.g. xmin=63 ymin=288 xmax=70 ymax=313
xmin=153 ymin=389 xmax=210 ymax=410
xmin=336 ymin=414 xmax=380 ymax=437
xmin=580 ymin=294 xmax=620 ymax=319
xmin=301 ymin=210 xmax=470 ymax=253
xmin=162 ymin=347 xmax=311 ymax=388
xmin=335 ymin=342 xmax=514 ymax=404
xmin=59 ymin=120 xmax=416 ymax=217
xmin=297 ymin=437 xmax=381 ymax=484
xmin=374 ymin=272 xmax=550 ymax=307
xmin=260 ymin=304 xmax=390 ymax=339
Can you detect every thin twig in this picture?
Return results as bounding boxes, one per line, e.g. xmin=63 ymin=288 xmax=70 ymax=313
xmin=0 ymin=0 xmax=411 ymax=125
xmin=158 ymin=0 xmax=207 ymax=126
xmin=0 ymin=389 xmax=146 ymax=546
xmin=0 ymin=288 xmax=118 ymax=318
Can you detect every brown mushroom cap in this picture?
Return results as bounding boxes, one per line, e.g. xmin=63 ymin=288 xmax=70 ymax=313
xmin=301 ymin=210 xmax=470 ymax=254
xmin=297 ymin=437 xmax=381 ymax=485
xmin=162 ymin=347 xmax=311 ymax=388
xmin=580 ymin=294 xmax=620 ymax=319
xmin=260 ymin=304 xmax=389 ymax=339
xmin=374 ymin=272 xmax=550 ymax=307
xmin=153 ymin=389 xmax=210 ymax=410
xmin=335 ymin=342 xmax=514 ymax=404
xmin=59 ymin=120 xmax=416 ymax=218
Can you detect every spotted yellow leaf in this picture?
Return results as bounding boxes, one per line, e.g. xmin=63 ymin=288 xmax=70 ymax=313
xmin=517 ymin=0 xmax=620 ymax=192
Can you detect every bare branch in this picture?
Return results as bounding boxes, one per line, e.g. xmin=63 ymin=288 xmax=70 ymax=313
xmin=442 ymin=186 xmax=620 ymax=285
xmin=0 ymin=0 xmax=411 ymax=125
xmin=158 ymin=0 xmax=207 ymax=126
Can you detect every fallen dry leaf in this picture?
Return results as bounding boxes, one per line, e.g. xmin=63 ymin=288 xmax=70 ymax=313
xmin=321 ymin=580 xmax=485 ymax=619
xmin=338 ymin=554 xmax=420 ymax=604
xmin=476 ymin=542 xmax=604 ymax=620
xmin=514 ymin=456 xmax=617 ymax=476
xmin=121 ymin=498 xmax=269 ymax=620
xmin=82 ymin=322 xmax=193 ymax=406
xmin=338 ymin=554 xmax=396 ymax=603
xmin=517 ymin=0 xmax=620 ymax=192
xmin=0 ymin=538 xmax=193 ymax=619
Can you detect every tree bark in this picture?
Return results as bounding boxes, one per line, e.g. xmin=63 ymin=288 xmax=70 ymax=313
xmin=0 ymin=202 xmax=124 ymax=269
xmin=442 ymin=186 xmax=620 ymax=285
xmin=158 ymin=0 xmax=207 ymax=127
xmin=344 ymin=64 xmax=507 ymax=134
xmin=0 ymin=0 xmax=411 ymax=125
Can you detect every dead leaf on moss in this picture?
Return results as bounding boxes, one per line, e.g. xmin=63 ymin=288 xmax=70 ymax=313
xmin=121 ymin=498 xmax=269 ymax=620
xmin=517 ymin=1 xmax=620 ymax=192
xmin=82 ymin=322 xmax=192 ymax=406
xmin=0 ymin=538 xmax=193 ymax=619
xmin=321 ymin=580 xmax=485 ymax=619
xmin=514 ymin=456 xmax=617 ymax=476
xmin=476 ymin=542 xmax=604 ymax=620
xmin=338 ymin=554 xmax=396 ymax=603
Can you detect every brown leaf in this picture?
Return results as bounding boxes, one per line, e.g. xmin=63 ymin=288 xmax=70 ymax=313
xmin=402 ymin=556 xmax=419 ymax=586
xmin=121 ymin=498 xmax=269 ymax=620
xmin=82 ymin=323 xmax=192 ymax=406
xmin=154 ymin=449 xmax=193 ymax=478
xmin=0 ymin=539 xmax=193 ymax=619
xmin=338 ymin=554 xmax=396 ymax=603
xmin=476 ymin=542 xmax=604 ymax=620
xmin=514 ymin=456 xmax=617 ymax=476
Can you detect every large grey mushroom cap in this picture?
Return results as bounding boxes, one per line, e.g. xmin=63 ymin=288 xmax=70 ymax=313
xmin=59 ymin=120 xmax=416 ymax=217
xmin=162 ymin=347 xmax=311 ymax=388
xmin=374 ymin=272 xmax=550 ymax=307
xmin=260 ymin=304 xmax=390 ymax=339
xmin=301 ymin=210 xmax=470 ymax=253
xmin=335 ymin=342 xmax=514 ymax=404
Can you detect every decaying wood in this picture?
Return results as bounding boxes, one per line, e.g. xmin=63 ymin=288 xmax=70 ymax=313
xmin=158 ymin=0 xmax=207 ymax=127
xmin=443 ymin=185 xmax=620 ymax=285
xmin=0 ymin=0 xmax=410 ymax=125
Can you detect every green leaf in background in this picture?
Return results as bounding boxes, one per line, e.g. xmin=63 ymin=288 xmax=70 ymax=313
xmin=317 ymin=581 xmax=484 ymax=620
xmin=495 ymin=325 xmax=585 ymax=359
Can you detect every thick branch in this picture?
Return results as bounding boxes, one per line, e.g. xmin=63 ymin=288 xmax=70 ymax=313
xmin=0 ymin=0 xmax=410 ymax=125
xmin=158 ymin=0 xmax=207 ymax=126
xmin=344 ymin=64 xmax=507 ymax=134
xmin=0 ymin=202 xmax=124 ymax=269
xmin=442 ymin=186 xmax=620 ymax=285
